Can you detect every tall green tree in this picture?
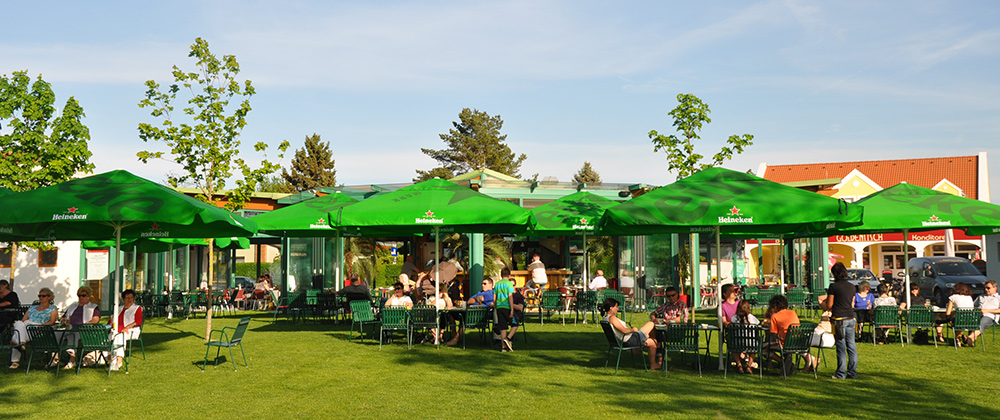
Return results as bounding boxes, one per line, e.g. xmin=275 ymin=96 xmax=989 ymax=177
xmin=282 ymin=133 xmax=337 ymax=191
xmin=649 ymin=93 xmax=754 ymax=179
xmin=0 ymin=70 xmax=94 ymax=287
xmin=257 ymin=175 xmax=293 ymax=193
xmin=137 ymin=37 xmax=288 ymax=340
xmin=572 ymin=161 xmax=602 ymax=185
xmin=415 ymin=108 xmax=527 ymax=181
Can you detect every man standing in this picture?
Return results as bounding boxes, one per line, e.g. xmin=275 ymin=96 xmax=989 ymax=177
xmin=525 ymin=254 xmax=547 ymax=294
xmin=493 ymin=268 xmax=516 ymax=352
xmin=824 ymin=262 xmax=858 ymax=379
xmin=966 ymin=280 xmax=1000 ymax=346
xmin=588 ymin=269 xmax=608 ymax=290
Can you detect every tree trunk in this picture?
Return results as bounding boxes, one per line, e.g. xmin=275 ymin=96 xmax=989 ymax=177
xmin=8 ymin=242 xmax=17 ymax=289
xmin=205 ymin=238 xmax=214 ymax=343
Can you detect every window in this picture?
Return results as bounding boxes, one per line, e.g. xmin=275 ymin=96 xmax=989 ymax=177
xmin=39 ymin=248 xmax=58 ymax=267
xmin=0 ymin=247 xmax=10 ymax=268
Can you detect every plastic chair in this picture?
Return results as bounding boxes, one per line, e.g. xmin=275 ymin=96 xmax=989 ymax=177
xmin=660 ymin=323 xmax=701 ymax=377
xmin=349 ymin=300 xmax=379 ymax=344
xmin=872 ymin=305 xmax=904 ymax=347
xmin=600 ymin=320 xmax=647 ymax=374
xmin=379 ymin=306 xmax=409 ymax=350
xmin=952 ymin=308 xmax=985 ymax=350
xmin=906 ymin=307 xmax=938 ymax=347
xmin=724 ymin=324 xmax=763 ymax=379
xmin=203 ymin=317 xmax=250 ymax=371
xmin=77 ymin=324 xmax=126 ymax=375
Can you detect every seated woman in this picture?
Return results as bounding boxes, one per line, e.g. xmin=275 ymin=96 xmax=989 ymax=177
xmin=425 ymin=287 xmax=454 ymax=344
xmin=384 ymin=282 xmax=413 ymax=309
xmin=873 ymin=284 xmax=899 ymax=344
xmin=936 ymin=282 xmax=974 ymax=345
xmin=59 ymin=286 xmax=101 ymax=370
xmin=762 ymin=294 xmax=817 ymax=372
xmin=853 ymin=283 xmax=875 ymax=334
xmin=9 ymin=288 xmax=58 ymax=369
xmin=105 ymin=289 xmax=142 ymax=371
xmin=600 ymin=297 xmax=660 ymax=370
xmin=729 ymin=300 xmax=759 ymax=374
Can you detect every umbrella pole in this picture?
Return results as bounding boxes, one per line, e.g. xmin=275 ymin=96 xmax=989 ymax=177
xmin=715 ymin=226 xmax=723 ymax=371
xmin=113 ymin=227 xmax=122 ymax=332
xmin=582 ymin=232 xmax=588 ymax=287
xmin=904 ymin=229 xmax=911 ymax=310
xmin=167 ymin=244 xmax=174 ymax=319
xmin=434 ymin=226 xmax=440 ymax=347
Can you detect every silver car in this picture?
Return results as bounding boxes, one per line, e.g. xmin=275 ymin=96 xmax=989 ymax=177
xmin=846 ymin=268 xmax=880 ymax=290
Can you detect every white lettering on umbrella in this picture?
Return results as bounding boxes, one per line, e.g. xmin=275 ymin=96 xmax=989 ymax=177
xmin=718 ymin=216 xmax=753 ymax=223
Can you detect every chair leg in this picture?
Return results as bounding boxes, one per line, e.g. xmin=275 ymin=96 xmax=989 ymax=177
xmin=229 ymin=345 xmax=237 ymax=371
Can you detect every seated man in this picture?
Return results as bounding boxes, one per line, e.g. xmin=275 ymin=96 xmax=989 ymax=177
xmin=468 ymin=278 xmax=495 ymax=307
xmin=588 ymin=270 xmax=608 ymax=291
xmin=966 ymin=280 xmax=1000 ymax=346
xmin=650 ymin=286 xmax=688 ymax=323
xmin=338 ymin=274 xmax=372 ymax=302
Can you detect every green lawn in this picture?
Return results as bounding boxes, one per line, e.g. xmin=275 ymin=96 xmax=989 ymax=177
xmin=3 ymin=310 xmax=998 ymax=419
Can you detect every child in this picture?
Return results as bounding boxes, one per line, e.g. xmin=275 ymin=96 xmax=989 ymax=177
xmin=730 ymin=300 xmax=760 ymax=374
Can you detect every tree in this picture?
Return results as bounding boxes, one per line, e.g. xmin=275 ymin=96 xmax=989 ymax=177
xmin=257 ymin=174 xmax=293 ymax=193
xmin=572 ymin=161 xmax=602 ymax=185
xmin=137 ymin=37 xmax=288 ymax=340
xmin=415 ymin=108 xmax=527 ymax=181
xmin=1 ymin=70 xmax=94 ymax=287
xmin=649 ymin=93 xmax=754 ymax=180
xmin=282 ymin=133 xmax=337 ymax=191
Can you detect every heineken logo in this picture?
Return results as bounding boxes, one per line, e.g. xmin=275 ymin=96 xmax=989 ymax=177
xmin=141 ymin=222 xmax=170 ymax=237
xmin=53 ymin=206 xmax=88 ymax=220
xmin=719 ymin=206 xmax=752 ymax=223
xmin=416 ymin=210 xmax=444 ymax=224
xmin=309 ymin=217 xmax=332 ymax=229
xmin=921 ymin=215 xmax=951 ymax=227
xmin=571 ymin=217 xmax=594 ymax=230
xmin=0 ymin=225 xmax=11 ymax=234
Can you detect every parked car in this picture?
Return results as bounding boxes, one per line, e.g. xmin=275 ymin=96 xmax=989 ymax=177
xmin=907 ymin=256 xmax=989 ymax=307
xmin=234 ymin=276 xmax=255 ymax=291
xmin=846 ymin=268 xmax=880 ymax=291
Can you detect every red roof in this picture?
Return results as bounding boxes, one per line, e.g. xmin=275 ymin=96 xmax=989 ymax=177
xmin=762 ymin=155 xmax=980 ymax=200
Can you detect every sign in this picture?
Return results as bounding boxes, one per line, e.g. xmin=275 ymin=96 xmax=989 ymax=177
xmin=391 ymin=247 xmax=398 ymax=257
xmin=86 ymin=250 xmax=109 ymax=280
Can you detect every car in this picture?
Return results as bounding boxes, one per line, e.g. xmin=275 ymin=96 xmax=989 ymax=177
xmin=846 ymin=268 xmax=880 ymax=291
xmin=907 ymin=256 xmax=989 ymax=307
xmin=234 ymin=276 xmax=256 ymax=291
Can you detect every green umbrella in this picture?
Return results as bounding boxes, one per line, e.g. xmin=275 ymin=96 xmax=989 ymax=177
xmin=82 ymin=237 xmax=207 ymax=253
xmin=599 ymin=167 xmax=862 ymax=370
xmin=0 ymin=170 xmax=257 ymax=328
xmin=529 ymin=191 xmax=622 ymax=282
xmin=823 ymin=182 xmax=1000 ymax=308
xmin=332 ymin=178 xmax=532 ymax=345
xmin=254 ymin=192 xmax=358 ymax=236
xmin=0 ymin=186 xmax=13 ymax=196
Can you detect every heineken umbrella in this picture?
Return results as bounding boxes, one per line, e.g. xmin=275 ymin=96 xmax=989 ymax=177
xmin=599 ymin=166 xmax=862 ymax=370
xmin=529 ymin=191 xmax=622 ymax=284
xmin=332 ymin=178 xmax=533 ymax=345
xmin=0 ymin=170 xmax=257 ymax=329
xmin=825 ymin=182 xmax=1000 ymax=309
xmin=0 ymin=186 xmax=13 ymax=196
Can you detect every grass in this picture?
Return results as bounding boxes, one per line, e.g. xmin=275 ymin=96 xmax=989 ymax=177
xmin=3 ymin=309 xmax=999 ymax=419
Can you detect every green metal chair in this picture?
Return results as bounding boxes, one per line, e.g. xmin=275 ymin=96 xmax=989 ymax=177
xmin=408 ymin=305 xmax=438 ymax=349
xmin=776 ymin=322 xmax=817 ymax=379
xmin=463 ymin=306 xmax=491 ymax=348
xmin=660 ymin=323 xmax=701 ymax=377
xmin=540 ymin=291 xmax=564 ymax=325
xmin=787 ymin=288 xmax=808 ymax=315
xmin=76 ymin=324 xmax=126 ymax=375
xmin=379 ymin=306 xmax=409 ymax=350
xmin=742 ymin=286 xmax=759 ymax=306
xmin=724 ymin=323 xmax=763 ymax=379
xmin=25 ymin=325 xmax=74 ymax=377
xmin=203 ymin=317 xmax=250 ymax=371
xmin=349 ymin=300 xmax=380 ymax=344
xmin=604 ymin=290 xmax=628 ymax=323
xmin=952 ymin=308 xmax=985 ymax=350
xmin=600 ymin=320 xmax=646 ymax=374
xmin=871 ymin=305 xmax=904 ymax=347
xmin=1 ymin=327 xmax=18 ymax=374
xmin=576 ymin=291 xmax=598 ymax=324
xmin=906 ymin=307 xmax=938 ymax=347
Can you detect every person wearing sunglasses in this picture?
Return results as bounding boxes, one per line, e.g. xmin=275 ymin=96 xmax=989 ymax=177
xmin=467 ymin=278 xmax=495 ymax=308
xmin=58 ymin=286 xmax=101 ymax=370
xmin=8 ymin=288 xmax=58 ymax=369
xmin=650 ymin=286 xmax=688 ymax=324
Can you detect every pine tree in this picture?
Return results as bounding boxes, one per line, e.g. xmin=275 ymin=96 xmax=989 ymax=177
xmin=282 ymin=133 xmax=337 ymax=191
xmin=415 ymin=108 xmax=526 ymax=181
xmin=572 ymin=161 xmax=602 ymax=185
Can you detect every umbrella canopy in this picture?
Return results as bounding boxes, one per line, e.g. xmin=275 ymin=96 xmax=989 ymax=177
xmin=0 ymin=170 xmax=257 ymax=241
xmin=332 ymin=178 xmax=532 ymax=235
xmin=599 ymin=167 xmax=863 ymax=236
xmin=81 ymin=236 xmax=249 ymax=253
xmin=0 ymin=186 xmax=13 ymax=196
xmin=831 ymin=182 xmax=1000 ymax=235
xmin=254 ymin=192 xmax=358 ymax=236
xmin=528 ymin=191 xmax=621 ymax=236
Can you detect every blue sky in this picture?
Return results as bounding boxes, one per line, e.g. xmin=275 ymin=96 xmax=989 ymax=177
xmin=3 ymin=1 xmax=999 ymax=201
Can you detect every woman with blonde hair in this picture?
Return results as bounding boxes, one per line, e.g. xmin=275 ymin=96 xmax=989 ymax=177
xmin=9 ymin=288 xmax=58 ymax=369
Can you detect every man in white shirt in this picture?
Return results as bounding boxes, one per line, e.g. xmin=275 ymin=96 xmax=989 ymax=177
xmin=967 ymin=280 xmax=1000 ymax=345
xmin=525 ymin=253 xmax=547 ymax=294
xmin=588 ymin=270 xmax=608 ymax=290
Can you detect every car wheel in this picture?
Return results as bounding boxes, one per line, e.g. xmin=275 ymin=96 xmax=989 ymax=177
xmin=934 ymin=289 xmax=947 ymax=307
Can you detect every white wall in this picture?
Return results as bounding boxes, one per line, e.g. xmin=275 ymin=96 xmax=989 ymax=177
xmin=987 ymin=234 xmax=1000 ymax=279
xmin=4 ymin=241 xmax=82 ymax=310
